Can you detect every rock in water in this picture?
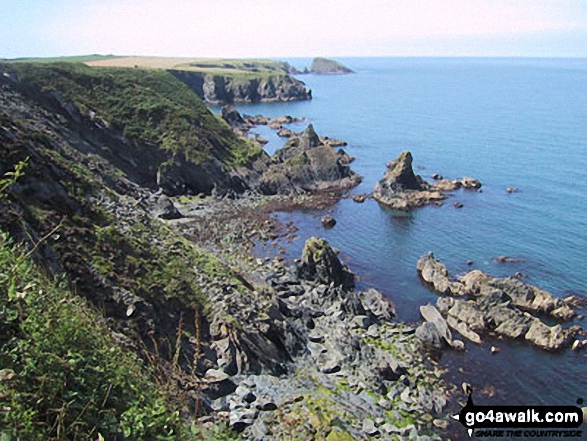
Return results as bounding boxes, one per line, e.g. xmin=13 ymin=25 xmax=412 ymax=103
xmin=379 ymin=151 xmax=428 ymax=191
xmin=321 ymin=215 xmax=336 ymax=228
xmin=310 ymin=57 xmax=354 ymax=74
xmin=297 ymin=237 xmax=354 ymax=289
xmin=373 ymin=151 xmax=446 ymax=210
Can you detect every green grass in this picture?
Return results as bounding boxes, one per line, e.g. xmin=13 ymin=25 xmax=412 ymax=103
xmin=1 ymin=62 xmax=261 ymax=167
xmin=0 ymin=231 xmax=182 ymax=440
xmin=6 ymin=54 xmax=121 ymax=64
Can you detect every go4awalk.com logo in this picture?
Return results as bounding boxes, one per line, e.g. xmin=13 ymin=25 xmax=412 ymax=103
xmin=452 ymin=391 xmax=584 ymax=438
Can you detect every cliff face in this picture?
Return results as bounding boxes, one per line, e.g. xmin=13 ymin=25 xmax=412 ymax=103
xmin=169 ymin=70 xmax=312 ymax=104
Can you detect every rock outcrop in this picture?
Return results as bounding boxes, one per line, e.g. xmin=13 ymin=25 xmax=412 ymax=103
xmin=169 ymin=69 xmax=312 ymax=104
xmin=260 ymin=124 xmax=362 ymax=195
xmin=310 ymin=57 xmax=354 ymax=74
xmin=416 ymin=253 xmax=581 ymax=351
xmin=373 ymin=151 xmax=481 ymax=210
xmin=373 ymin=151 xmax=445 ymax=210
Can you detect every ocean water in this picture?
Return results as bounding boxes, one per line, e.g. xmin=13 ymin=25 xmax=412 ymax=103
xmin=229 ymin=58 xmax=587 ymax=418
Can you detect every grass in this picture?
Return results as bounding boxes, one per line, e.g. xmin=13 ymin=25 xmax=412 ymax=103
xmin=85 ymin=56 xmax=295 ymax=77
xmin=0 ymin=230 xmax=183 ymax=440
xmin=6 ymin=54 xmax=121 ymax=64
xmin=1 ymin=62 xmax=262 ymax=167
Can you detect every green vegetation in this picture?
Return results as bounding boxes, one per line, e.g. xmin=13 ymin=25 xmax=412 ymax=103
xmin=7 ymin=54 xmax=121 ymax=64
xmin=1 ymin=62 xmax=261 ymax=167
xmin=0 ymin=231 xmax=184 ymax=440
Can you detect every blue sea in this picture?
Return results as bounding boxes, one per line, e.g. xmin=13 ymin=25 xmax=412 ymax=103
xmin=228 ymin=57 xmax=587 ymax=424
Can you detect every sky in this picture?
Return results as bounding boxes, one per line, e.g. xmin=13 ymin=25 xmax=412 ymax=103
xmin=1 ymin=0 xmax=587 ymax=59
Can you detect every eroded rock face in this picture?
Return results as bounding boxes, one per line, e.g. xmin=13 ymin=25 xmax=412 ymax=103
xmin=416 ymin=254 xmax=581 ymax=351
xmin=170 ymin=69 xmax=312 ymax=104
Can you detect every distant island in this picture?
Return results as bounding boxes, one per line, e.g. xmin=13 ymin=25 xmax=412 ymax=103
xmin=309 ymin=57 xmax=354 ymax=74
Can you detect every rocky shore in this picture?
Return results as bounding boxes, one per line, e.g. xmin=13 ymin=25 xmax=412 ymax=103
xmin=416 ymin=253 xmax=583 ymax=352
xmin=171 ymin=200 xmax=454 ymax=439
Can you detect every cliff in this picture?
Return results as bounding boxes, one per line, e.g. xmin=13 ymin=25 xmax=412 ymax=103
xmin=169 ymin=69 xmax=311 ymax=104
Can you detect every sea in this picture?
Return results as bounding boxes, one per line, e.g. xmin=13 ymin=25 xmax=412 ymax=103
xmin=222 ymin=57 xmax=587 ymax=435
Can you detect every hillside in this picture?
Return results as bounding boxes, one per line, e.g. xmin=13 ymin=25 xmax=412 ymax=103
xmin=0 ymin=63 xmax=446 ymax=440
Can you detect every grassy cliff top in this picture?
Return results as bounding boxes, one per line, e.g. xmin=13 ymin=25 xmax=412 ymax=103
xmin=1 ymin=62 xmax=262 ymax=166
xmin=85 ymin=56 xmax=295 ymax=78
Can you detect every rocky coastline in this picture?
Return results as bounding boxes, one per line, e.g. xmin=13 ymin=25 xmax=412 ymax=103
xmin=416 ymin=253 xmax=584 ymax=352
xmin=170 ymin=69 xmax=312 ymax=104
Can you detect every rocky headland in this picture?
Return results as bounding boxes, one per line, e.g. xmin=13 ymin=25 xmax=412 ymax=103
xmin=416 ymin=253 xmax=583 ymax=352
xmin=83 ymin=56 xmax=313 ymax=104
xmin=372 ymin=151 xmax=481 ymax=211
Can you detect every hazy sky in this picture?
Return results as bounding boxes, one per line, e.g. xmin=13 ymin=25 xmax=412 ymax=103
xmin=1 ymin=0 xmax=586 ymax=58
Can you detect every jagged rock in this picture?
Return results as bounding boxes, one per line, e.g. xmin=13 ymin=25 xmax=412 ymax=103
xmin=417 ymin=253 xmax=452 ymax=295
xmin=351 ymin=194 xmax=368 ymax=203
xmin=360 ymin=288 xmax=395 ymax=321
xmin=362 ymin=419 xmax=380 ymax=436
xmin=373 ymin=151 xmax=446 ymax=210
xmin=524 ymin=320 xmax=571 ymax=351
xmin=320 ymin=136 xmax=347 ymax=147
xmin=244 ymin=114 xmax=270 ymax=125
xmin=260 ymin=125 xmax=362 ymax=195
xmin=446 ymin=315 xmax=483 ymax=344
xmin=420 ymin=303 xmax=452 ymax=345
xmin=416 ymin=322 xmax=446 ymax=350
xmin=460 ymin=177 xmax=482 ymax=189
xmin=297 ymin=237 xmax=355 ymax=289
xmin=170 ymin=69 xmax=312 ymax=104
xmin=277 ymin=127 xmax=295 ymax=138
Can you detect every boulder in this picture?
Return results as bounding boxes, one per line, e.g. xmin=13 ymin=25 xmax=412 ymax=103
xmin=420 ymin=303 xmax=452 ymax=345
xmin=150 ymin=195 xmax=182 ymax=220
xmin=524 ymin=320 xmax=570 ymax=351
xmin=221 ymin=105 xmax=248 ymax=129
xmin=416 ymin=253 xmax=452 ymax=295
xmin=321 ymin=215 xmax=336 ymax=228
